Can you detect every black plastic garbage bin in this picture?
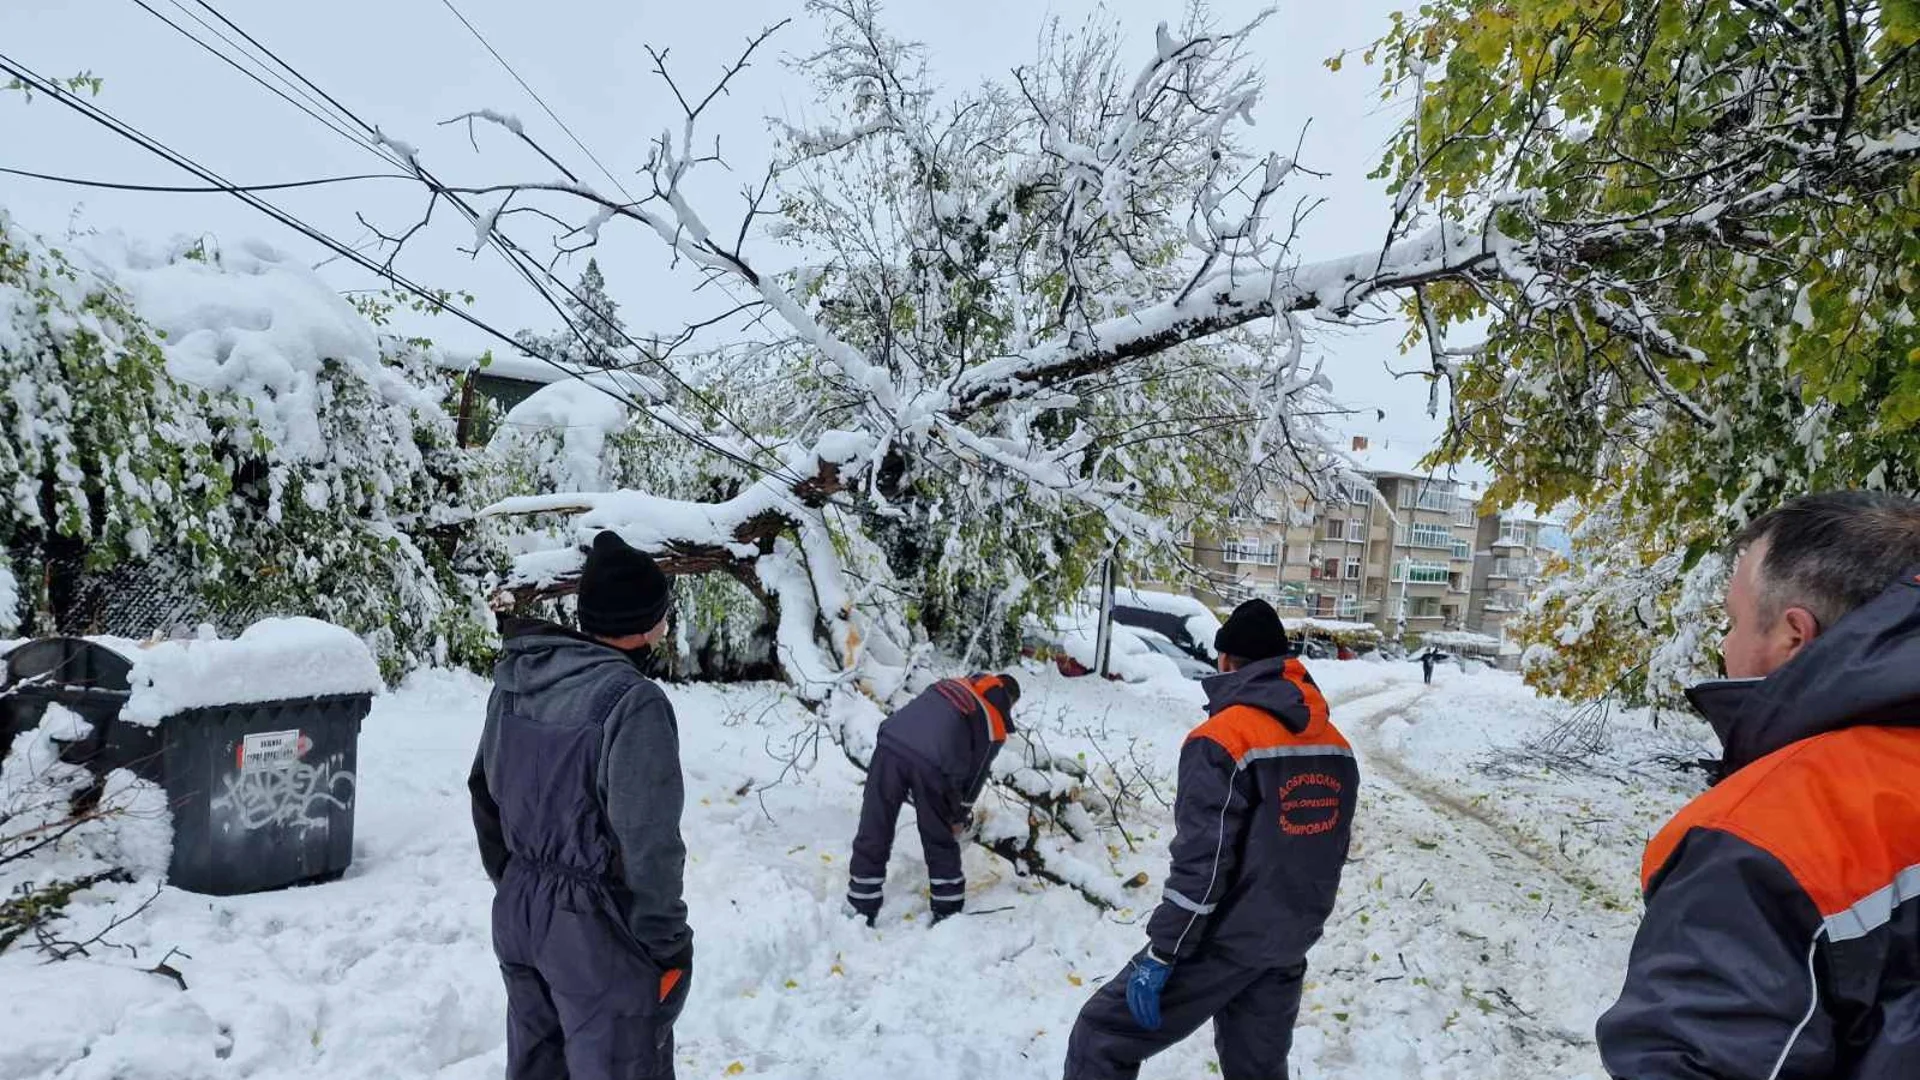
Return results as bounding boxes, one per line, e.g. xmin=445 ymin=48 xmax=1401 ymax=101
xmin=0 ymin=637 xmax=133 ymax=763
xmin=1 ymin=637 xmax=372 ymax=896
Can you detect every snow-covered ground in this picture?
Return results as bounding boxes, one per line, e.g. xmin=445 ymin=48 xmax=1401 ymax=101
xmin=2 ymin=659 xmax=1714 ymax=1080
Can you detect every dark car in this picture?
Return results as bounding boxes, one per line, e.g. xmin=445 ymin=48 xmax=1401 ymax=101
xmin=1110 ymin=604 xmax=1213 ymax=665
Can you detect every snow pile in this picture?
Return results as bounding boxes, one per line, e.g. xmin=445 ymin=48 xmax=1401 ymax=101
xmin=0 ymin=707 xmax=174 ymax=984
xmin=83 ymin=234 xmax=441 ymax=462
xmin=2 ymin=708 xmax=173 ymax=880
xmin=119 ymin=617 xmax=384 ymax=726
xmin=489 ymin=379 xmax=630 ymax=493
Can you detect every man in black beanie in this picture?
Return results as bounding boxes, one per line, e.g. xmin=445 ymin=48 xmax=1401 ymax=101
xmin=1065 ymin=598 xmax=1359 ymax=1080
xmin=470 ymin=530 xmax=691 ymax=1080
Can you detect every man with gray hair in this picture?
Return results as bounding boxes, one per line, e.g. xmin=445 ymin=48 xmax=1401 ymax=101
xmin=1597 ymin=492 xmax=1920 ymax=1079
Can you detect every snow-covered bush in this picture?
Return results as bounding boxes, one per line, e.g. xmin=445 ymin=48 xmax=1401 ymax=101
xmin=0 ymin=704 xmax=171 ymax=957
xmin=0 ymin=213 xmax=496 ymax=677
xmin=0 ymin=211 xmax=232 ymax=608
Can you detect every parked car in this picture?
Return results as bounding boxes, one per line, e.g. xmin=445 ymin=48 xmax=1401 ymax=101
xmin=1133 ymin=630 xmax=1216 ymax=680
xmin=1110 ymin=603 xmax=1214 ymax=665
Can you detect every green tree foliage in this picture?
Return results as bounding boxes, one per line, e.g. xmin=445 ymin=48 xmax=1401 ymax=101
xmin=1373 ymin=0 xmax=1920 ymax=703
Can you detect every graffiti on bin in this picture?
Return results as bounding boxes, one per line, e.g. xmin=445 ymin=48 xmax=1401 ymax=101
xmin=213 ymin=749 xmax=356 ymax=831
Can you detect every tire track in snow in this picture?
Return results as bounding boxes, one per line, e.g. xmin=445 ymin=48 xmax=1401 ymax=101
xmin=1293 ymin=679 xmax=1628 ymax=1077
xmin=1332 ymin=683 xmax=1636 ymax=912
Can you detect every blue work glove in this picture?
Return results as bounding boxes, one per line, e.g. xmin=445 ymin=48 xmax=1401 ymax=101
xmin=1126 ymin=951 xmax=1172 ymax=1031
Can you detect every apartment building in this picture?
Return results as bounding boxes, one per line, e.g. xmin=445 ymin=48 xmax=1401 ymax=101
xmin=1468 ymin=506 xmax=1560 ymax=639
xmin=1194 ymin=437 xmax=1488 ymax=637
xmin=1365 ymin=466 xmax=1482 ymax=637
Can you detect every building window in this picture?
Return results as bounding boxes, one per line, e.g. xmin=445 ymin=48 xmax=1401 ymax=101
xmin=1409 ymin=597 xmax=1441 ymax=618
xmin=1397 ymin=484 xmax=1413 ymax=510
xmin=1497 ymin=519 xmax=1533 ymax=547
xmin=1454 ymin=499 xmax=1477 ymax=526
xmin=1338 ymin=594 xmax=1359 ymax=617
xmin=1347 ymin=519 xmax=1365 ymax=541
xmin=1325 ymin=519 xmax=1346 ymax=541
xmin=1226 ymin=538 xmax=1278 ymax=566
xmin=1344 ymin=557 xmax=1362 ymax=580
xmin=1416 ymin=483 xmax=1455 ymax=512
xmin=1393 ymin=560 xmax=1451 ymax=584
xmin=1491 ymin=556 xmax=1537 ymax=579
xmin=1450 ymin=538 xmax=1471 ymax=560
xmin=1410 ymin=522 xmax=1453 ymax=548
xmin=1321 ymin=557 xmax=1340 ymax=580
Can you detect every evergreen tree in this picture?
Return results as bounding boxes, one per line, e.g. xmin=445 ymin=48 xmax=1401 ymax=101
xmin=514 ymin=258 xmax=630 ymax=369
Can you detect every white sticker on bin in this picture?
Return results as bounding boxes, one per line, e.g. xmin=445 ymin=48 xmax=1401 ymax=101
xmin=239 ymin=729 xmax=303 ymax=771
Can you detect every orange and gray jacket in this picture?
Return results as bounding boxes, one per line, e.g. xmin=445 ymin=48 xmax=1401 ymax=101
xmin=1145 ymin=656 xmax=1357 ymax=967
xmin=1597 ymin=574 xmax=1920 ymax=1079
xmin=873 ymin=674 xmax=1015 ymax=821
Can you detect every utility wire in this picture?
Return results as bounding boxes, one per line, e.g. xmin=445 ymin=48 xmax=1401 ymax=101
xmin=127 ymin=0 xmax=402 ymax=169
xmin=432 ymin=0 xmax=637 ymax=203
xmin=0 ymin=166 xmax=408 ymax=192
xmin=179 ymin=0 xmax=804 ymax=485
xmin=163 ymin=0 xmax=401 ymax=167
xmin=130 ymin=0 xmax=800 ymax=486
xmin=423 ymin=0 xmax=792 ymax=452
xmin=0 ymin=52 xmax=784 ymax=487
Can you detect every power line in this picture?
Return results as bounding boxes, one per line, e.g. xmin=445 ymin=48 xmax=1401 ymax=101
xmin=182 ymin=0 xmax=799 ymax=481
xmin=419 ymin=0 xmax=796 ymax=463
xmin=0 ymin=53 xmax=782 ymax=487
xmin=125 ymin=0 xmax=802 ymax=486
xmin=431 ymin=0 xmax=637 ymax=202
xmin=167 ymin=1 xmax=802 ymax=485
xmin=0 ymin=165 xmax=408 ymax=193
xmin=128 ymin=0 xmax=401 ymax=170
xmin=163 ymin=0 xmax=399 ymax=167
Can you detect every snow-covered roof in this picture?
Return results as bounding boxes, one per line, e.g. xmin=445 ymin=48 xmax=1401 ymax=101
xmin=490 ymin=379 xmax=631 ymax=493
xmin=1339 ymin=437 xmax=1491 ymax=485
xmin=1419 ymin=629 xmax=1504 ymax=652
xmin=435 ymin=350 xmax=668 ymax=403
xmin=1291 ymin=617 xmax=1379 ymax=636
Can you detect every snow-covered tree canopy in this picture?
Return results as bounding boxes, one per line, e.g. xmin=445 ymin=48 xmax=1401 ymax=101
xmin=1366 ymin=0 xmax=1920 ymax=703
xmin=424 ymin=2 xmax=1388 ymax=695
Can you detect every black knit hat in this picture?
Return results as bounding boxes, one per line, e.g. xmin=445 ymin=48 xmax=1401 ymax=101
xmin=577 ymin=531 xmax=673 ymax=638
xmin=998 ymin=673 xmax=1021 ymax=707
xmin=1214 ymin=598 xmax=1289 ymax=663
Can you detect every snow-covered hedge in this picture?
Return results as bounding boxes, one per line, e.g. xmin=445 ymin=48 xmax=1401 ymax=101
xmin=0 ymin=212 xmax=496 ymax=677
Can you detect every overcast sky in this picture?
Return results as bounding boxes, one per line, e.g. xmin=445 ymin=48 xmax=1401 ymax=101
xmin=2 ymin=0 xmax=1444 ymax=453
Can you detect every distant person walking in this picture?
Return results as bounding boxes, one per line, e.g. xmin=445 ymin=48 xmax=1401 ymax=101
xmin=470 ymin=531 xmax=691 ymax=1080
xmin=846 ymin=673 xmax=1020 ymax=926
xmin=1420 ymin=649 xmax=1438 ymax=685
xmin=1064 ymin=600 xmax=1357 ymax=1080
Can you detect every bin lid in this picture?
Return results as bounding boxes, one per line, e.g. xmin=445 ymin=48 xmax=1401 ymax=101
xmin=3 ymin=637 xmax=134 ymax=692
